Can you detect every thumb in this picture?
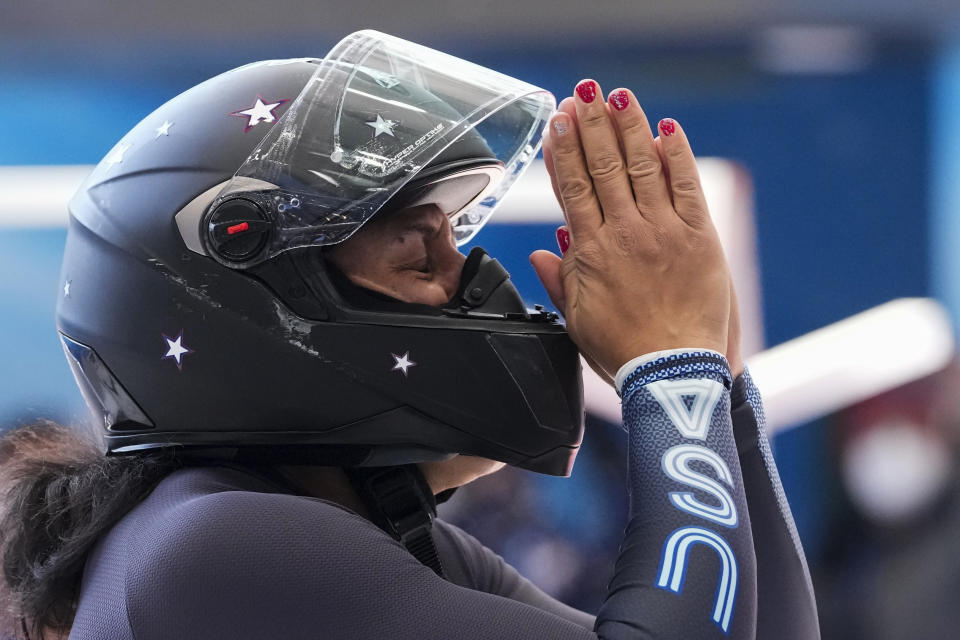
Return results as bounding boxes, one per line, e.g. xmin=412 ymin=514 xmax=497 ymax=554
xmin=529 ymin=249 xmax=566 ymax=313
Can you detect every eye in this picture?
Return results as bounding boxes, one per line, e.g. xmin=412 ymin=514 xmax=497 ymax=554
xmin=404 ymin=258 xmax=430 ymax=273
xmin=391 ymin=251 xmax=429 ymax=274
xmin=408 ymin=257 xmax=430 ymax=273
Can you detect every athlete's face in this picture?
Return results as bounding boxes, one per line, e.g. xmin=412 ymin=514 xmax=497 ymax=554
xmin=325 ymin=204 xmax=506 ymax=491
xmin=325 ymin=204 xmax=466 ymax=306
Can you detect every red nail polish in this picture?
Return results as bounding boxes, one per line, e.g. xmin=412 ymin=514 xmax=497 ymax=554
xmin=659 ymin=118 xmax=677 ymax=136
xmin=609 ymin=90 xmax=629 ymax=111
xmin=576 ymin=80 xmax=597 ymax=104
xmin=556 ymin=227 xmax=570 ymax=254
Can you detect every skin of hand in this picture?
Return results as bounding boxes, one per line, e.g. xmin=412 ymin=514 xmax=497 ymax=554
xmin=293 ymin=204 xmax=505 ymax=499
xmin=726 ymin=279 xmax=744 ymax=378
xmin=651 ymin=133 xmax=744 ymax=378
xmin=530 ymin=83 xmax=733 ymax=380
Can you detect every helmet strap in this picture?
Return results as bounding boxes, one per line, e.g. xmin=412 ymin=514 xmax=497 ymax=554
xmin=345 ymin=465 xmax=446 ymax=578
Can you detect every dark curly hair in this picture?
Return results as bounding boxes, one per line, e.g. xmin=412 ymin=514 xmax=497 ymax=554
xmin=0 ymin=421 xmax=180 ymax=639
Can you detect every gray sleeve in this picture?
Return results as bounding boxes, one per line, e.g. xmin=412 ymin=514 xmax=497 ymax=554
xmin=432 ymin=519 xmax=596 ymax=630
xmin=730 ymin=369 xmax=821 ymax=638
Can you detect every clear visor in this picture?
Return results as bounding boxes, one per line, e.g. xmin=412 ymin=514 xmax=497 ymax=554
xmin=214 ymin=30 xmax=555 ymax=263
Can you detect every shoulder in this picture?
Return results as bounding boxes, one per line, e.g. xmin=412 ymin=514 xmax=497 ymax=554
xmin=120 ymin=467 xmax=425 ymax=638
xmin=433 ymin=518 xmax=510 ymax=593
xmin=131 ymin=466 xmax=397 ymax=566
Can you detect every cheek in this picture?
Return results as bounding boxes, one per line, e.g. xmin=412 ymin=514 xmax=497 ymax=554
xmin=392 ymin=232 xmax=419 ymax=252
xmin=389 ymin=275 xmax=452 ymax=306
xmin=463 ymin=456 xmax=507 ymax=481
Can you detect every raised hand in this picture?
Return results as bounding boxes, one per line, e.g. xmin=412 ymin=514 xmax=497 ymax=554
xmin=531 ymin=81 xmax=731 ymax=379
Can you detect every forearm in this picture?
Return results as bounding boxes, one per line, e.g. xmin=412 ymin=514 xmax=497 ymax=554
xmin=595 ymin=351 xmax=758 ymax=639
xmin=731 ymin=369 xmax=820 ymax=638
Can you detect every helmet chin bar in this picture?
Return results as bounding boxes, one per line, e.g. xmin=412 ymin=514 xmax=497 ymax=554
xmin=443 ymin=247 xmax=535 ymax=318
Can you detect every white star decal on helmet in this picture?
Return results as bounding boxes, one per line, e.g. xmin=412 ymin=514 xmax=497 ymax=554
xmin=103 ymin=142 xmax=131 ymax=167
xmin=162 ymin=331 xmax=194 ymax=371
xmin=366 ymin=114 xmax=397 ymax=138
xmin=230 ymin=95 xmax=289 ymax=132
xmin=391 ymin=351 xmax=416 ymax=376
xmin=365 ymin=69 xmax=400 ymax=89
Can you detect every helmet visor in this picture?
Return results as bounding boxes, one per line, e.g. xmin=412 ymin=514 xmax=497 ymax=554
xmin=214 ymin=30 xmax=555 ymax=263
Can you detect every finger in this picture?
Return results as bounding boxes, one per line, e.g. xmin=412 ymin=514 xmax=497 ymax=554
xmin=548 ymin=111 xmax=602 ymax=240
xmin=607 ymin=89 xmax=673 ymax=221
xmin=657 ymin=118 xmax=710 ymax=227
xmin=563 ymin=96 xmax=619 ymax=134
xmin=541 ymin=125 xmax=564 ymax=211
xmin=563 ymin=96 xmax=624 ymax=160
xmin=542 ymin=97 xmax=581 ymax=215
xmin=529 ymin=249 xmax=567 ymax=311
xmin=654 ymin=136 xmax=674 ymax=207
xmin=530 ymin=249 xmax=612 ymax=388
xmin=654 ymin=136 xmax=669 ymax=179
xmin=572 ymin=79 xmax=637 ymax=225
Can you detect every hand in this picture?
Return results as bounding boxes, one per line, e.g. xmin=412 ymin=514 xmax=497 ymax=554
xmin=726 ymin=279 xmax=744 ymax=378
xmin=652 ymin=135 xmax=744 ymax=378
xmin=530 ymin=81 xmax=730 ymax=379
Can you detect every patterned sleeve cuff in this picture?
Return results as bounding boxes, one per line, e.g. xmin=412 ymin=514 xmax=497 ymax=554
xmin=618 ymin=350 xmax=732 ymax=402
xmin=614 ymin=348 xmax=725 ymax=391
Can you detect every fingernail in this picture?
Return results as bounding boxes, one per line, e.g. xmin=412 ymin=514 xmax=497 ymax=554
xmin=609 ymin=89 xmax=629 ymax=111
xmin=575 ymin=80 xmax=597 ymax=104
xmin=556 ymin=227 xmax=570 ymax=254
xmin=552 ymin=117 xmax=569 ymax=136
xmin=659 ymin=118 xmax=677 ymax=136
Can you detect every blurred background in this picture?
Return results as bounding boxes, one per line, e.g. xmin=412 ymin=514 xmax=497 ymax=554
xmin=3 ymin=2 xmax=960 ymax=637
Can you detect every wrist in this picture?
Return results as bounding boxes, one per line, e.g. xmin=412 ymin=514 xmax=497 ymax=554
xmin=729 ymin=357 xmax=745 ymax=379
xmin=611 ymin=336 xmax=726 ymax=375
xmin=617 ymin=349 xmax=731 ymax=399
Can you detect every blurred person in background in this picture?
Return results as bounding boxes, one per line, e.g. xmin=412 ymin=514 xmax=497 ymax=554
xmin=0 ymin=31 xmax=817 ymax=639
xmin=818 ymin=363 xmax=960 ymax=640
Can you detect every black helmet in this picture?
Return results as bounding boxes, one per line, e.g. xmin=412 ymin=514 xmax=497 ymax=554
xmin=56 ymin=31 xmax=584 ymax=476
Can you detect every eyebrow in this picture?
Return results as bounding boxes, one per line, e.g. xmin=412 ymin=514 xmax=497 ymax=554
xmin=400 ymin=221 xmax=441 ymax=237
